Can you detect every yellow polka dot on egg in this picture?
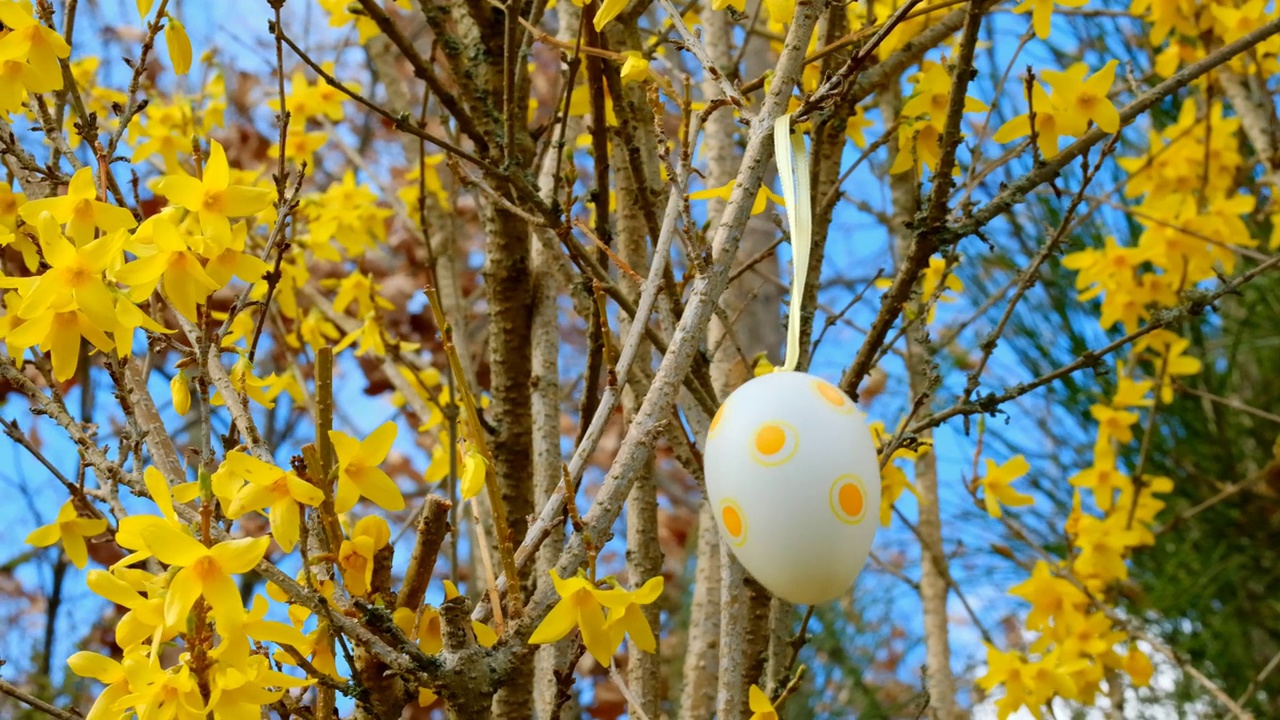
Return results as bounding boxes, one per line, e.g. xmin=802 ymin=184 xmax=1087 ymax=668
xmin=749 ymin=421 xmax=798 ymax=466
xmin=755 ymin=425 xmax=785 ymax=454
xmin=720 ymin=499 xmax=747 ymax=546
xmin=829 ymin=474 xmax=868 ymax=525
xmin=710 ymin=403 xmax=727 ymax=437
xmin=813 ymin=379 xmax=855 ymax=414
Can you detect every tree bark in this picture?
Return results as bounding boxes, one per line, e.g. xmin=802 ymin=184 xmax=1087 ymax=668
xmin=881 ymin=87 xmax=960 ymax=720
xmin=607 ymin=20 xmax=666 ymax=716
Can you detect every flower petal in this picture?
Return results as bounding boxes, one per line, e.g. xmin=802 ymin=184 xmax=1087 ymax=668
xmin=210 ymin=536 xmax=271 ymax=574
xmin=155 ymin=174 xmax=205 ymax=210
xmin=577 ymin=598 xmax=618 ymax=668
xmin=143 ymin=466 xmax=177 ymax=521
xmin=67 ymin=651 xmax=124 ymax=684
xmin=284 ymin=474 xmax=324 ymax=505
xmin=221 ymin=186 xmax=273 ymax=217
xmin=204 ymin=141 xmax=230 ymax=191
xmin=25 ymin=522 xmax=60 ymax=548
xmin=359 ymin=421 xmax=398 ymax=465
xmin=62 ymin=531 xmax=90 ymax=568
xmin=140 ymin=523 xmax=208 ymax=566
xmin=351 ymin=467 xmax=404 ymax=512
xmin=164 ymin=566 xmax=202 ymax=627
xmin=333 ymin=476 xmax=359 ymax=514
xmin=527 ymin=598 xmax=578 ymax=646
xmin=269 ymin=498 xmax=300 ymax=553
xmin=202 ymin=567 xmax=246 ymax=625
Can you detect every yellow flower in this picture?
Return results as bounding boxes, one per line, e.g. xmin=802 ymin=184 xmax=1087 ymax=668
xmin=619 ymin=53 xmax=650 ymax=83
xmin=1111 ymin=363 xmax=1154 ymax=409
xmin=154 ymin=139 xmax=273 ymax=246
xmin=890 ymin=59 xmax=988 ymax=175
xmin=25 ymin=499 xmax=108 ymax=569
xmin=392 ymin=587 xmax=498 ymax=654
xmin=165 ymin=13 xmax=192 ymax=75
xmin=115 ymin=213 xmax=221 ymax=321
xmin=329 ymin=422 xmax=405 ymax=512
xmin=221 ymin=452 xmax=325 ymax=552
xmin=338 ymin=516 xmax=390 ymax=597
xmin=317 ymin=0 xmax=380 ymax=43
xmin=690 ymin=179 xmax=784 ymax=216
xmin=601 ymin=575 xmax=664 ymax=655
xmin=994 ymin=62 xmax=1120 ymax=158
xmin=748 ymin=684 xmax=779 ymax=719
xmin=763 ymin=0 xmax=795 ymax=24
xmin=67 ymin=648 xmax=146 ymax=720
xmin=1069 ymin=440 xmax=1131 ymax=511
xmin=423 ymin=439 xmax=461 ymax=485
xmin=752 ymin=353 xmax=775 ymax=377
xmin=112 ymin=467 xmax=201 ymax=568
xmin=4 ymin=307 xmax=115 ymax=381
xmin=0 ymin=0 xmax=71 ymax=98
xmin=205 ymin=652 xmax=313 ymax=716
xmin=529 ymin=571 xmax=663 ymax=666
xmin=212 ymin=356 xmax=278 ymax=409
xmin=879 ymin=446 xmax=925 ymax=526
xmin=327 ymin=271 xmax=393 ymax=319
xmin=15 ymin=213 xmax=122 ymax=333
xmin=460 ymin=446 xmax=488 ymax=501
xmin=1136 ymin=330 xmax=1202 ymax=402
xmin=1125 ymin=646 xmax=1154 ymax=687
xmin=214 ymin=594 xmax=310 ymax=663
xmin=271 ymin=67 xmax=351 ymax=123
xmin=1072 ymin=514 xmax=1142 ymax=587
xmin=978 ymin=455 xmax=1033 ymax=518
xmin=138 ymin=523 xmax=270 ymax=626
xmin=293 ymin=308 xmax=342 ymax=351
xmin=846 ymin=112 xmax=873 ymax=148
xmin=1115 ymin=475 xmax=1173 ymax=545
xmin=171 ymin=371 xmax=192 ymax=416
xmin=18 ymin=167 xmax=136 ymax=244
xmin=1041 ymin=60 xmax=1120 ymax=136
xmin=86 ymin=568 xmax=174 ymax=650
xmin=529 ymin=570 xmax=619 ymax=666
xmin=110 ymin=653 xmax=203 ymax=716
xmin=1011 ymin=0 xmax=1087 ymax=40
xmin=594 ymin=0 xmax=628 ymax=30
xmin=334 ymin=312 xmax=389 ymax=357
xmin=1089 ymin=403 xmax=1140 ymax=447
xmin=1008 ymin=560 xmax=1088 ymax=631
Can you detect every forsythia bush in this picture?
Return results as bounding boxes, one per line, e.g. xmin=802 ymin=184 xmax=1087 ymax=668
xmin=1 ymin=0 xmax=1278 ymax=717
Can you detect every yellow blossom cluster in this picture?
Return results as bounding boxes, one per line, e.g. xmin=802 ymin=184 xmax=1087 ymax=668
xmin=891 ymin=59 xmax=989 ymax=176
xmin=977 ymin=77 xmax=1259 ymax=720
xmin=1133 ymin=0 xmax=1280 ymax=75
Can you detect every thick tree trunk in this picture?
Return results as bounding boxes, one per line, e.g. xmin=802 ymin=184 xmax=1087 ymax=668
xmin=881 ymin=87 xmax=960 ymax=720
xmin=607 ymin=20 xmax=665 ymax=716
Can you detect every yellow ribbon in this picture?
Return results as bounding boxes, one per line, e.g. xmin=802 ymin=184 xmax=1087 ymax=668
xmin=773 ymin=113 xmax=811 ymax=372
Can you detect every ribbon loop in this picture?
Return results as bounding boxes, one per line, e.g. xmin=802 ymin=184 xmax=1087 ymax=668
xmin=773 ymin=113 xmax=812 ymax=372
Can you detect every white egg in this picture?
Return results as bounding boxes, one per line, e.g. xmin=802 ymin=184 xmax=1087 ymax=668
xmin=704 ymin=370 xmax=881 ymax=605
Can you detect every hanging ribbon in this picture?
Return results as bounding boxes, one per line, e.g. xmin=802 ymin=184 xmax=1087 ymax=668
xmin=773 ymin=113 xmax=811 ymax=372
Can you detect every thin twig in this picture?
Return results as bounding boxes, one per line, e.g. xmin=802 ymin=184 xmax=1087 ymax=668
xmin=0 ymin=677 xmax=79 ymax=720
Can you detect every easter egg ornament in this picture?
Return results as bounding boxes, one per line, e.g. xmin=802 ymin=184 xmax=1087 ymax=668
xmin=703 ymin=115 xmax=881 ymax=606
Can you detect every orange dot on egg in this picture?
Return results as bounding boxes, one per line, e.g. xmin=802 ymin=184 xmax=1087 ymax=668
xmin=720 ymin=501 xmax=747 ymax=545
xmin=815 ymin=380 xmax=852 ymax=410
xmin=754 ymin=424 xmax=786 ymax=455
xmin=710 ymin=404 xmax=727 ymax=435
xmin=829 ymin=474 xmax=868 ymax=525
xmin=838 ymin=482 xmax=864 ymax=518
